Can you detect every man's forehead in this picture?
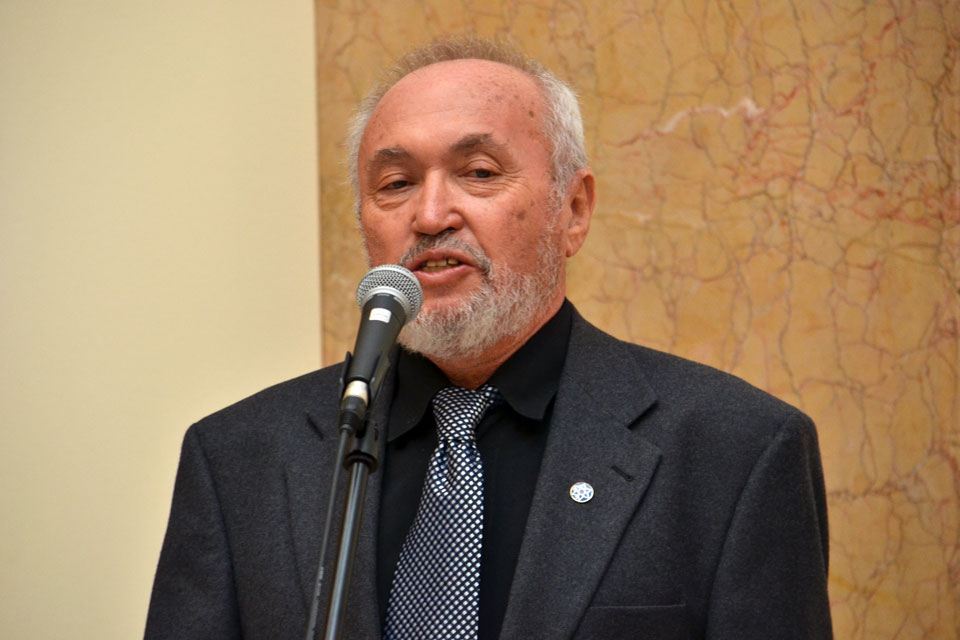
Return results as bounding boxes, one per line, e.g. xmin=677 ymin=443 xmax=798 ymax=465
xmin=391 ymin=58 xmax=537 ymax=96
xmin=368 ymin=59 xmax=543 ymax=126
xmin=355 ymin=58 xmax=552 ymax=185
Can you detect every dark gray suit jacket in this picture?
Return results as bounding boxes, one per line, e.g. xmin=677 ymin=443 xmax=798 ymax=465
xmin=146 ymin=311 xmax=832 ymax=639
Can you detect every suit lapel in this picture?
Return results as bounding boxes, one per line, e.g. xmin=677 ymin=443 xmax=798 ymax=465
xmin=499 ymin=315 xmax=663 ymax=640
xmin=285 ymin=367 xmax=394 ymax=640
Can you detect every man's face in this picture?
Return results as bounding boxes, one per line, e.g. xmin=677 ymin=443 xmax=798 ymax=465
xmin=357 ymin=59 xmax=578 ymax=356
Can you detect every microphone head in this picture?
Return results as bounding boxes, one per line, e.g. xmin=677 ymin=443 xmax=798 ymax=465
xmin=355 ymin=264 xmax=423 ymax=323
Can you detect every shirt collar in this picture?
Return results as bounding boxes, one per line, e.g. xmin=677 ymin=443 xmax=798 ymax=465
xmin=387 ymin=299 xmax=574 ymax=442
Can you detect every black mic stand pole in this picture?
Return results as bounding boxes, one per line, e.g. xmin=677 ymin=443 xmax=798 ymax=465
xmin=304 ymin=353 xmax=386 ymax=640
xmin=322 ymin=393 xmax=380 ymax=640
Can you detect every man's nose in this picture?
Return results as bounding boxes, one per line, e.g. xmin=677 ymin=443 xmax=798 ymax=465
xmin=412 ymin=172 xmax=463 ymax=236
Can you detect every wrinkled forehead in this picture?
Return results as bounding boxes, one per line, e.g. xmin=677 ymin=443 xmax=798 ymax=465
xmin=385 ymin=58 xmax=542 ymax=107
xmin=360 ymin=59 xmax=549 ymax=153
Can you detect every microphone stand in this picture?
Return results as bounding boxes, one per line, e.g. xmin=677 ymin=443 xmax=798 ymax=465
xmin=304 ymin=265 xmax=420 ymax=640
xmin=304 ymin=353 xmax=385 ymax=640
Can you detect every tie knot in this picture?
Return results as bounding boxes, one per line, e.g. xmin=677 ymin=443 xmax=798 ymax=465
xmin=431 ymin=384 xmax=500 ymax=442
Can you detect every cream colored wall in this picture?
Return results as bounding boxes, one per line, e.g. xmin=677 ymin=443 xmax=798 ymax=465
xmin=0 ymin=2 xmax=319 ymax=638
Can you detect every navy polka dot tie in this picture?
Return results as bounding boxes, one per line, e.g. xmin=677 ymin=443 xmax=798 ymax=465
xmin=384 ymin=384 xmax=500 ymax=640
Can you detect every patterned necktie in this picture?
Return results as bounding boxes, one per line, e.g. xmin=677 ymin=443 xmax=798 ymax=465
xmin=384 ymin=384 xmax=501 ymax=640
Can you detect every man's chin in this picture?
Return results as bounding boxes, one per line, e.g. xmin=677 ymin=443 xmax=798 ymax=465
xmin=416 ymin=275 xmax=488 ymax=309
xmin=397 ymin=304 xmax=480 ymax=362
xmin=398 ymin=274 xmax=551 ymax=363
xmin=414 ymin=297 xmax=470 ymax=325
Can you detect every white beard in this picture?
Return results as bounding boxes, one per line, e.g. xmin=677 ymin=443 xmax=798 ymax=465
xmin=395 ymin=228 xmax=563 ymax=362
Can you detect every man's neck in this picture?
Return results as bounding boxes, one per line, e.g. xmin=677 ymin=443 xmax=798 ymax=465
xmin=428 ymin=296 xmax=564 ymax=389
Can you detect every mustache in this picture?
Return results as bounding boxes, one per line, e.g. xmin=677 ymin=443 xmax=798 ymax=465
xmin=399 ymin=232 xmax=493 ymax=277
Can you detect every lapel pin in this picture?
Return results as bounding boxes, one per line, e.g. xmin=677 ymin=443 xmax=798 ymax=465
xmin=569 ymin=481 xmax=594 ymax=503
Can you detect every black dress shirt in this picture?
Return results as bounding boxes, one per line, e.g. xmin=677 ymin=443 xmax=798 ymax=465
xmin=377 ymin=300 xmax=574 ymax=639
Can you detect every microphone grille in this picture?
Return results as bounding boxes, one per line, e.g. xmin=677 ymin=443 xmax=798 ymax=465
xmin=356 ymin=264 xmax=423 ymax=321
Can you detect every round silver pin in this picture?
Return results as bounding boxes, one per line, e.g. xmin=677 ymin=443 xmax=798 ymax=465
xmin=569 ymin=481 xmax=594 ymax=503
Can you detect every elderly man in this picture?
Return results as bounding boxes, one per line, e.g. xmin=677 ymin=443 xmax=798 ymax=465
xmin=146 ymin=39 xmax=832 ymax=639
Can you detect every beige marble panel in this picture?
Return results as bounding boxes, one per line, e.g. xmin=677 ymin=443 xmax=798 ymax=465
xmin=316 ymin=1 xmax=959 ymax=637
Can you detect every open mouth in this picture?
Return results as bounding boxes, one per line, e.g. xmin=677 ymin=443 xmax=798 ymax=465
xmin=419 ymin=258 xmax=462 ymax=273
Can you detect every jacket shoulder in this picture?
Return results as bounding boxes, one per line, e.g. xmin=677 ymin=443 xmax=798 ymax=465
xmin=187 ymin=363 xmax=343 ymax=453
xmin=568 ymin=311 xmax=812 ymax=443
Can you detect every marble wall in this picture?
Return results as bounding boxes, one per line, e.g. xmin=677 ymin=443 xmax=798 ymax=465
xmin=315 ymin=1 xmax=958 ymax=637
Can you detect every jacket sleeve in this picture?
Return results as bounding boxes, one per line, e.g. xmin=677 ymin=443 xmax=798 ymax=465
xmin=145 ymin=425 xmax=242 ymax=639
xmin=705 ymin=412 xmax=833 ymax=638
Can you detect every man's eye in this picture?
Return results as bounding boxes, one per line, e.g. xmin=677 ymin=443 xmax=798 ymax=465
xmin=468 ymin=169 xmax=495 ymax=179
xmin=385 ymin=180 xmax=410 ymax=190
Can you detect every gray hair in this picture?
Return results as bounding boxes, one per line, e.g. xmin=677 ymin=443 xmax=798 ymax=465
xmin=347 ymin=37 xmax=587 ymax=214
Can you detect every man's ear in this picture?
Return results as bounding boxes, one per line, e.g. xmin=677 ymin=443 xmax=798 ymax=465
xmin=563 ymin=168 xmax=596 ymax=258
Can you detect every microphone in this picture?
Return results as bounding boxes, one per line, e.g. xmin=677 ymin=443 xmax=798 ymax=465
xmin=339 ymin=264 xmax=422 ymax=431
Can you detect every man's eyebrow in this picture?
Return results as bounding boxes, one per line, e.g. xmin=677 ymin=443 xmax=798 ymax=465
xmin=365 ymin=146 xmax=412 ymax=174
xmin=364 ymin=134 xmax=506 ymax=176
xmin=451 ymin=133 xmax=505 ymax=154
